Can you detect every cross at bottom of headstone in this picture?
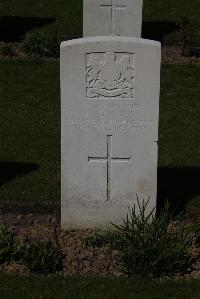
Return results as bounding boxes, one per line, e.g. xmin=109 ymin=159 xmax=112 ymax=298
xmin=88 ymin=135 xmax=131 ymax=202
xmin=100 ymin=0 xmax=127 ymax=35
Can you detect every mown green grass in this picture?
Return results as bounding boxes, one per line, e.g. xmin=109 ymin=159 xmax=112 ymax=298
xmin=143 ymin=0 xmax=200 ymax=22
xmin=0 ymin=0 xmax=199 ymax=40
xmin=0 ymin=60 xmax=199 ymax=206
xmin=0 ymin=273 xmax=200 ymax=299
xmin=159 ymin=65 xmax=200 ymax=167
xmin=0 ymin=60 xmax=60 ymax=204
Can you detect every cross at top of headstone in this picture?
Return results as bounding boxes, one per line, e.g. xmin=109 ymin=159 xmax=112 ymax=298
xmin=83 ymin=0 xmax=143 ymax=37
xmin=99 ymin=0 xmax=127 ymax=35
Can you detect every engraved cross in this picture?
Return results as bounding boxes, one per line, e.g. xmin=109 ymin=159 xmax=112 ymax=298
xmin=100 ymin=0 xmax=127 ymax=35
xmin=88 ymin=135 xmax=131 ymax=202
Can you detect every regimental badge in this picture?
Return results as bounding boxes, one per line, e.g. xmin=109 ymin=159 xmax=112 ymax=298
xmin=86 ymin=52 xmax=135 ymax=99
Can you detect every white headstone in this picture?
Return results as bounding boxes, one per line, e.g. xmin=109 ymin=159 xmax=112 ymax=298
xmin=83 ymin=0 xmax=143 ymax=37
xmin=61 ymin=36 xmax=161 ymax=229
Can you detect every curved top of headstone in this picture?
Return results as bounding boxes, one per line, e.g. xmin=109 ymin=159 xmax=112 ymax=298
xmin=61 ymin=36 xmax=160 ymax=48
xmin=83 ymin=0 xmax=143 ymax=37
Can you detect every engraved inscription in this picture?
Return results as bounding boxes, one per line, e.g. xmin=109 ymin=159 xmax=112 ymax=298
xmin=88 ymin=135 xmax=131 ymax=202
xmin=86 ymin=52 xmax=135 ymax=99
xmin=66 ymin=102 xmax=153 ymax=132
xmin=67 ymin=119 xmax=153 ymax=132
xmin=100 ymin=0 xmax=127 ymax=35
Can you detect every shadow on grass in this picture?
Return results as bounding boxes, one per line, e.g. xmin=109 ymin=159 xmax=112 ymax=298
xmin=157 ymin=167 xmax=200 ymax=214
xmin=142 ymin=21 xmax=179 ymax=44
xmin=0 ymin=161 xmax=39 ymax=186
xmin=0 ymin=161 xmax=60 ymax=215
xmin=0 ymin=16 xmax=56 ymax=42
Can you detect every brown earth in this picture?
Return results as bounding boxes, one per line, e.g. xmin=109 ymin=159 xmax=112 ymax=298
xmin=0 ymin=211 xmax=199 ymax=278
xmin=0 ymin=212 xmax=122 ymax=277
xmin=162 ymin=46 xmax=200 ymax=64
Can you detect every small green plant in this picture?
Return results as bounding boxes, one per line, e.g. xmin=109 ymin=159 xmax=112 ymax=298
xmin=22 ymin=32 xmax=60 ymax=58
xmin=0 ymin=43 xmax=16 ymax=57
xmin=23 ymin=241 xmax=63 ymax=274
xmin=112 ymin=198 xmax=193 ymax=278
xmin=85 ymin=230 xmax=123 ymax=248
xmin=0 ymin=224 xmax=25 ymax=263
xmin=187 ymin=224 xmax=200 ymax=247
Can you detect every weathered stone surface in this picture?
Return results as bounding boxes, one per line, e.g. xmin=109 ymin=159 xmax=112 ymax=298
xmin=83 ymin=0 xmax=143 ymax=37
xmin=61 ymin=36 xmax=161 ymax=229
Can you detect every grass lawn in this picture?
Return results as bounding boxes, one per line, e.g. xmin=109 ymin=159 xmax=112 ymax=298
xmin=0 ymin=60 xmax=60 ymax=205
xmin=0 ymin=273 xmax=200 ymax=299
xmin=0 ymin=0 xmax=199 ymax=43
xmin=0 ymin=60 xmax=199 ymax=208
xmin=159 ymin=65 xmax=200 ymax=167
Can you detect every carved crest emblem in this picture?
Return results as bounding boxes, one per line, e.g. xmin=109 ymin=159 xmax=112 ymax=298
xmin=86 ymin=52 xmax=135 ymax=99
